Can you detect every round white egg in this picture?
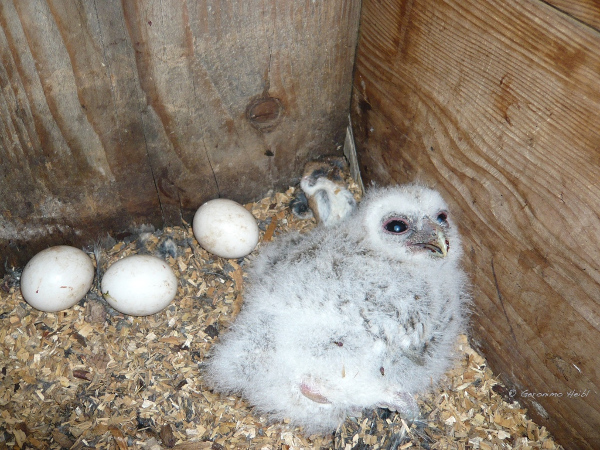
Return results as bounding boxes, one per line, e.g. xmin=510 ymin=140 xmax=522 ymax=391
xmin=193 ymin=198 xmax=259 ymax=258
xmin=21 ymin=245 xmax=94 ymax=312
xmin=101 ymin=255 xmax=177 ymax=316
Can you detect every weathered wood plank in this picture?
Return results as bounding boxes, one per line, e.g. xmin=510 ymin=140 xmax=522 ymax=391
xmin=545 ymin=0 xmax=600 ymax=31
xmin=0 ymin=0 xmax=159 ymax=267
xmin=0 ymin=0 xmax=361 ymax=272
xmin=351 ymin=0 xmax=600 ymax=448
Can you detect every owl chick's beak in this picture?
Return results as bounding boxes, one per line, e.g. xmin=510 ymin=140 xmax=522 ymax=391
xmin=423 ymin=229 xmax=449 ymax=257
xmin=409 ymin=221 xmax=449 ymax=257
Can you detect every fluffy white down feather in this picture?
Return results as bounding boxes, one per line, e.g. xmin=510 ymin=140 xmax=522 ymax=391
xmin=204 ymin=184 xmax=469 ymax=434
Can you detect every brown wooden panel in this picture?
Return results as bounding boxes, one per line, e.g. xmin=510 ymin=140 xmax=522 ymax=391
xmin=0 ymin=0 xmax=361 ymax=272
xmin=351 ymin=0 xmax=600 ymax=448
xmin=545 ymin=0 xmax=600 ymax=31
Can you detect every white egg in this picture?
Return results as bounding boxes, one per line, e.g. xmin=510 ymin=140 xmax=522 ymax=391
xmin=193 ymin=198 xmax=259 ymax=258
xmin=20 ymin=245 xmax=94 ymax=312
xmin=101 ymin=255 xmax=177 ymax=316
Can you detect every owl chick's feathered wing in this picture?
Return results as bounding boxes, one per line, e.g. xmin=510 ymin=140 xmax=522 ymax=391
xmin=204 ymin=184 xmax=469 ymax=434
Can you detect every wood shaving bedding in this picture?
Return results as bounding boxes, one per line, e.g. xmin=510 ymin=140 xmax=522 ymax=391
xmin=0 ymin=185 xmax=561 ymax=449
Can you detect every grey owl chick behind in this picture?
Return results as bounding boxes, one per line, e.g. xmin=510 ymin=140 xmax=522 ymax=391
xmin=204 ymin=184 xmax=470 ymax=435
xmin=291 ymin=156 xmax=357 ymax=226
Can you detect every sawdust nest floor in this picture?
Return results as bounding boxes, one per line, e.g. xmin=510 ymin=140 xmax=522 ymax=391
xmin=1 ymin=187 xmax=562 ymax=450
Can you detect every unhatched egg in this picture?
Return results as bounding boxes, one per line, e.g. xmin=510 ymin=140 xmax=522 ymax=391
xmin=101 ymin=255 xmax=177 ymax=316
xmin=193 ymin=198 xmax=259 ymax=258
xmin=20 ymin=245 xmax=94 ymax=312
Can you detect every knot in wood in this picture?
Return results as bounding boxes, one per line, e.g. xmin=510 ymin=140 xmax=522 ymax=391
xmin=246 ymin=97 xmax=283 ymax=132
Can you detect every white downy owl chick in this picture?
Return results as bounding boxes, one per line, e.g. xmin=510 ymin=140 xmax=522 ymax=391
xmin=291 ymin=156 xmax=357 ymax=226
xmin=204 ymin=184 xmax=469 ymax=435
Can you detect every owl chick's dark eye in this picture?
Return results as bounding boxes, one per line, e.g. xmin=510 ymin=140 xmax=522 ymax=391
xmin=436 ymin=212 xmax=448 ymax=225
xmin=383 ymin=219 xmax=408 ymax=234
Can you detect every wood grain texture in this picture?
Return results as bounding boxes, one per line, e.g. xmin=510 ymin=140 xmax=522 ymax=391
xmin=544 ymin=0 xmax=600 ymax=31
xmin=351 ymin=0 xmax=600 ymax=448
xmin=0 ymin=0 xmax=361 ymax=272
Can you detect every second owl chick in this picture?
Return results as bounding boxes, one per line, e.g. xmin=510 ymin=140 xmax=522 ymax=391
xmin=291 ymin=156 xmax=357 ymax=226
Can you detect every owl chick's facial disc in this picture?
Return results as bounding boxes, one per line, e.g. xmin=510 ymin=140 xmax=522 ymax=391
xmin=382 ymin=212 xmax=449 ymax=257
xmin=363 ymin=185 xmax=458 ymax=262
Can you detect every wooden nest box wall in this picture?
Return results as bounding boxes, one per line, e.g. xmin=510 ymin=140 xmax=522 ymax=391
xmin=1 ymin=0 xmax=599 ymax=448
xmin=0 ymin=1 xmax=362 ymax=270
xmin=351 ymin=0 xmax=600 ymax=448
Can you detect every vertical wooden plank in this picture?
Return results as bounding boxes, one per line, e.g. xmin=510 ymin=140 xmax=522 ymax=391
xmin=40 ymin=0 xmax=164 ymax=215
xmin=0 ymin=0 xmax=162 ymax=267
xmin=351 ymin=0 xmax=600 ymax=448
